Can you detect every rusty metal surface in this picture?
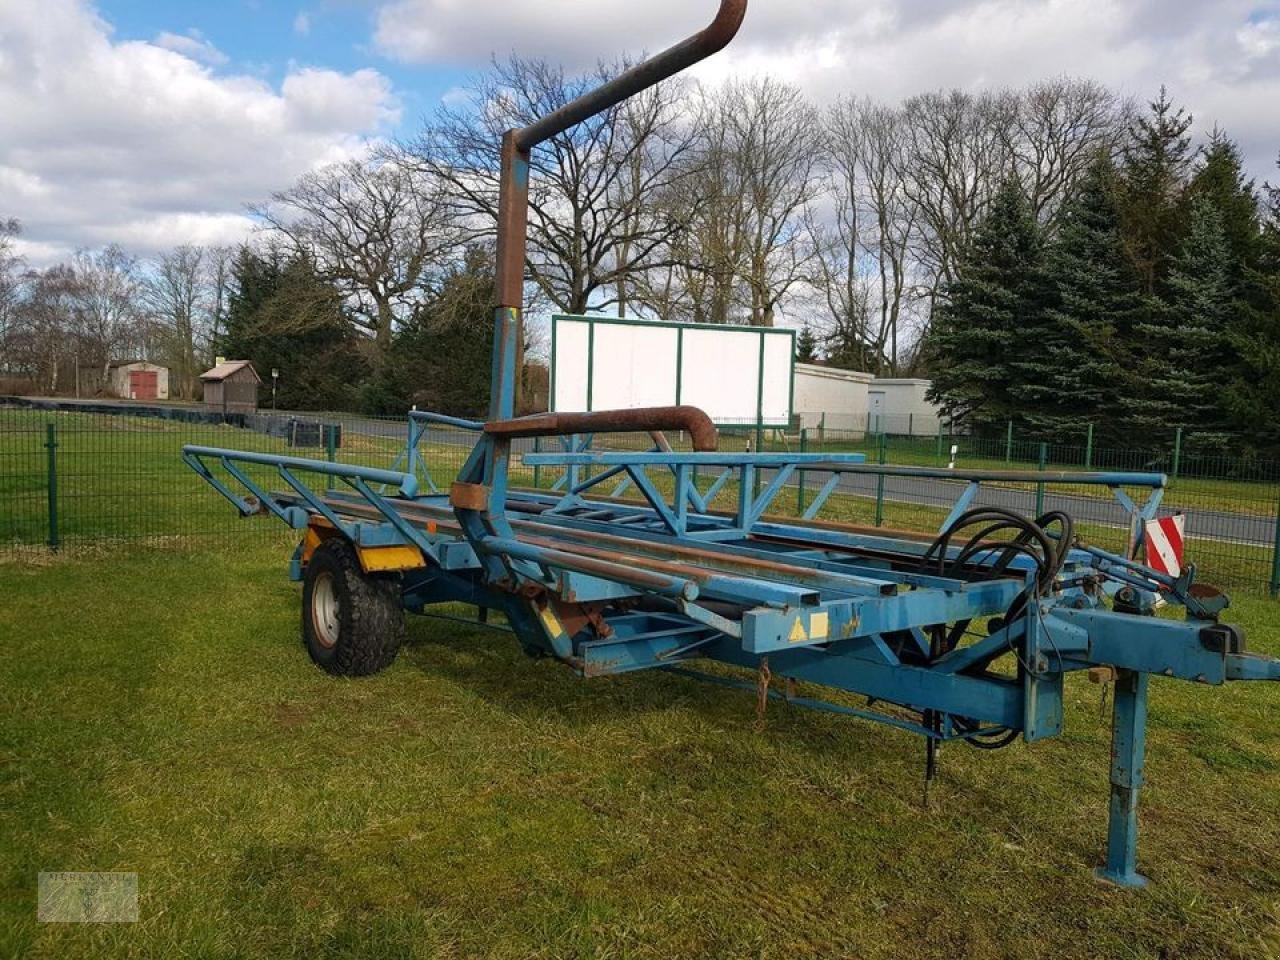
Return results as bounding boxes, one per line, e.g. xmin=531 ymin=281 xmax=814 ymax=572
xmin=485 ymin=406 xmax=718 ymax=451
xmin=449 ymin=482 xmax=490 ymax=512
xmin=284 ymin=492 xmax=941 ymax=597
xmin=494 ymin=132 xmax=530 ymax=310
xmin=483 ymin=536 xmax=699 ymax=600
xmin=512 ymin=0 xmax=747 ymax=151
xmin=491 ymin=0 xmax=747 ymax=413
xmin=493 ymin=0 xmax=746 ymax=307
xmin=516 ymin=530 xmax=825 ymax=596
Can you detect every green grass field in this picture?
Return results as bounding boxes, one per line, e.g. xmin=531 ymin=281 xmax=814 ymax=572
xmin=2 ymin=539 xmax=1280 ymax=959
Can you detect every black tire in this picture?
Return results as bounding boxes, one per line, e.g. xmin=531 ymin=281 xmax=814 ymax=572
xmin=301 ymin=538 xmax=405 ymax=676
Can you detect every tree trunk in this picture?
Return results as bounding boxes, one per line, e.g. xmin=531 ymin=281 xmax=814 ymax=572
xmin=374 ymin=297 xmax=394 ymax=358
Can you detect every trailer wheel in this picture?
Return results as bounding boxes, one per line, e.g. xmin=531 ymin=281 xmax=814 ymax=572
xmin=302 ymin=538 xmax=404 ymax=676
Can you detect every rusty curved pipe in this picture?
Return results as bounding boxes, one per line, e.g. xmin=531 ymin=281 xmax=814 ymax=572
xmin=513 ymin=0 xmax=748 ymax=151
xmin=485 ymin=405 xmax=718 ymax=451
xmin=490 ymin=1 xmax=748 ymax=419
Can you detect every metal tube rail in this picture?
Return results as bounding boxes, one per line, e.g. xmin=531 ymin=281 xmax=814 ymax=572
xmin=795 ymin=464 xmax=1168 ymax=487
xmin=479 ymin=536 xmax=700 ymax=602
xmin=521 ymin=453 xmax=1165 ymax=488
xmin=490 ymin=1 xmax=748 ymax=417
xmin=511 ymin=1 xmax=747 ymax=151
xmin=183 ymin=445 xmax=419 ymax=498
xmin=487 ymin=406 xmax=719 ymax=452
xmin=408 ymin=411 xmax=484 ymax=431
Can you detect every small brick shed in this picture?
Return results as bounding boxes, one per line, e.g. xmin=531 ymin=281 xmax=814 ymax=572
xmin=200 ymin=360 xmax=261 ymax=414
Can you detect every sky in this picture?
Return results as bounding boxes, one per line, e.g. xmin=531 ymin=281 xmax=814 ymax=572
xmin=2 ymin=0 xmax=1279 ymax=266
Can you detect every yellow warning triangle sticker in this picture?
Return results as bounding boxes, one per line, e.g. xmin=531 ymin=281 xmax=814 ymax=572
xmin=789 ymin=619 xmax=808 ymax=643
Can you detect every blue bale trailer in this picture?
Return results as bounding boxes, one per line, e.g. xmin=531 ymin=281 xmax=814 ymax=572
xmin=183 ymin=0 xmax=1280 ymax=888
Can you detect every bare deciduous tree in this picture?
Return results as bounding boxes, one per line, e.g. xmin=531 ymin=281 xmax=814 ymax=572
xmin=9 ymin=264 xmax=82 ymax=393
xmin=609 ymin=79 xmax=702 ymax=317
xmin=0 ymin=219 xmax=23 ymax=360
xmin=635 ymin=78 xmax=820 ymax=327
xmin=1008 ymin=77 xmax=1126 ymax=222
xmin=412 ymin=55 xmax=697 ymax=318
xmin=719 ymin=78 xmax=822 ymax=327
xmin=900 ymin=90 xmax=1017 ymax=310
xmin=145 ymin=245 xmax=208 ymax=398
xmin=820 ymin=98 xmax=919 ymax=373
xmin=72 ymin=245 xmax=143 ymax=386
xmin=256 ymin=157 xmax=462 ymax=356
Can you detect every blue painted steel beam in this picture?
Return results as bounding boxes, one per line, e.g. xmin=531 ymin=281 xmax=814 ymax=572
xmin=1097 ymin=669 xmax=1149 ymax=887
xmin=524 ymin=451 xmax=867 ymax=467
xmin=1226 ymin=654 xmax=1280 ymax=680
xmin=183 ymin=445 xmax=419 ymax=498
xmin=524 ymin=454 xmax=1164 ymax=488
xmin=409 ymin=410 xmax=484 ymax=431
xmin=708 ymin=636 xmax=1025 ymax=730
xmin=741 ymin=579 xmax=1025 ymax=653
xmin=1049 ymin=607 xmax=1229 ymax=683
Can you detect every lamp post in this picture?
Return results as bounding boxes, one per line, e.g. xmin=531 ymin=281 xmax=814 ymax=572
xmin=271 ymin=368 xmax=279 ymax=413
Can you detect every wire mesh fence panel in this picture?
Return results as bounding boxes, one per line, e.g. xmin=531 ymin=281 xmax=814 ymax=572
xmin=0 ymin=410 xmax=52 ymax=550
xmin=3 ymin=402 xmax=1278 ymax=597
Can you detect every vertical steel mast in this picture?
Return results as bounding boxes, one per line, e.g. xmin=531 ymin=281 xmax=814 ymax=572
xmin=488 ymin=0 xmax=749 ymax=419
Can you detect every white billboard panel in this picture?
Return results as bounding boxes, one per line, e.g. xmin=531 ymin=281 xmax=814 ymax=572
xmin=760 ymin=332 xmax=794 ymax=426
xmin=591 ymin=322 xmax=678 ymax=411
xmin=550 ymin=315 xmax=795 ymax=426
xmin=553 ymin=319 xmax=590 ymax=411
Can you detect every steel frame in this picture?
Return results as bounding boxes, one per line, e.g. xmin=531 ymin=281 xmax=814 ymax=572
xmin=181 ymin=0 xmax=1280 ymax=890
xmin=186 ymin=417 xmax=1279 ymax=887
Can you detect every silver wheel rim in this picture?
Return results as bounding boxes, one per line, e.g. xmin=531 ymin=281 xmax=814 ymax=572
xmin=312 ymin=571 xmax=340 ymax=649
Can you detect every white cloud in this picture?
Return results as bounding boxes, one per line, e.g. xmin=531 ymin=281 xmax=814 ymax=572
xmin=1238 ymin=17 xmax=1280 ymax=61
xmin=372 ymin=0 xmax=1280 ymax=178
xmin=294 ymin=10 xmax=312 ymax=36
xmin=153 ymin=29 xmax=229 ymax=66
xmin=0 ymin=0 xmax=400 ymax=264
xmin=440 ymin=85 xmax=470 ymax=109
xmin=87 ymin=212 xmax=260 ymax=251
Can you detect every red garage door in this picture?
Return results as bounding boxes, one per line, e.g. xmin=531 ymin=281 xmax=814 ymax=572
xmin=129 ymin=370 xmax=157 ymax=400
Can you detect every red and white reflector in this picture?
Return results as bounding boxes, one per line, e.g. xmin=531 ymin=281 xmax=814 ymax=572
xmin=1144 ymin=513 xmax=1185 ymax=578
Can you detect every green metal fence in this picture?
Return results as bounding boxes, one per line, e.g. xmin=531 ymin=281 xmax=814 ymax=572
xmin=740 ymin=414 xmax=1280 ymax=598
xmin=3 ymin=403 xmax=1278 ymax=597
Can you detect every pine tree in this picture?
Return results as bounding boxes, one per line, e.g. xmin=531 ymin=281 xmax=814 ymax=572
xmin=219 ymin=246 xmax=364 ymax=410
xmin=1135 ymin=196 xmax=1235 ymax=442
xmin=382 ymin=245 xmax=497 ymax=416
xmin=1222 ymin=158 xmax=1280 ymax=450
xmin=795 ymin=325 xmax=819 ymax=363
xmin=925 ymin=180 xmax=1048 ymax=430
xmin=219 ymin=245 xmax=284 ymax=351
xmin=1184 ymin=131 xmax=1261 ymax=275
xmin=1027 ymin=157 xmax=1142 ymax=441
xmin=1180 ymin=130 xmax=1266 ymax=447
xmin=1119 ymin=88 xmax=1194 ymax=295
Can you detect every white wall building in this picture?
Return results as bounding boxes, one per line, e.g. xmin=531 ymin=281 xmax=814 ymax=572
xmin=867 ymin=379 xmax=942 ymax=436
xmin=793 ymin=363 xmax=873 ymax=432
